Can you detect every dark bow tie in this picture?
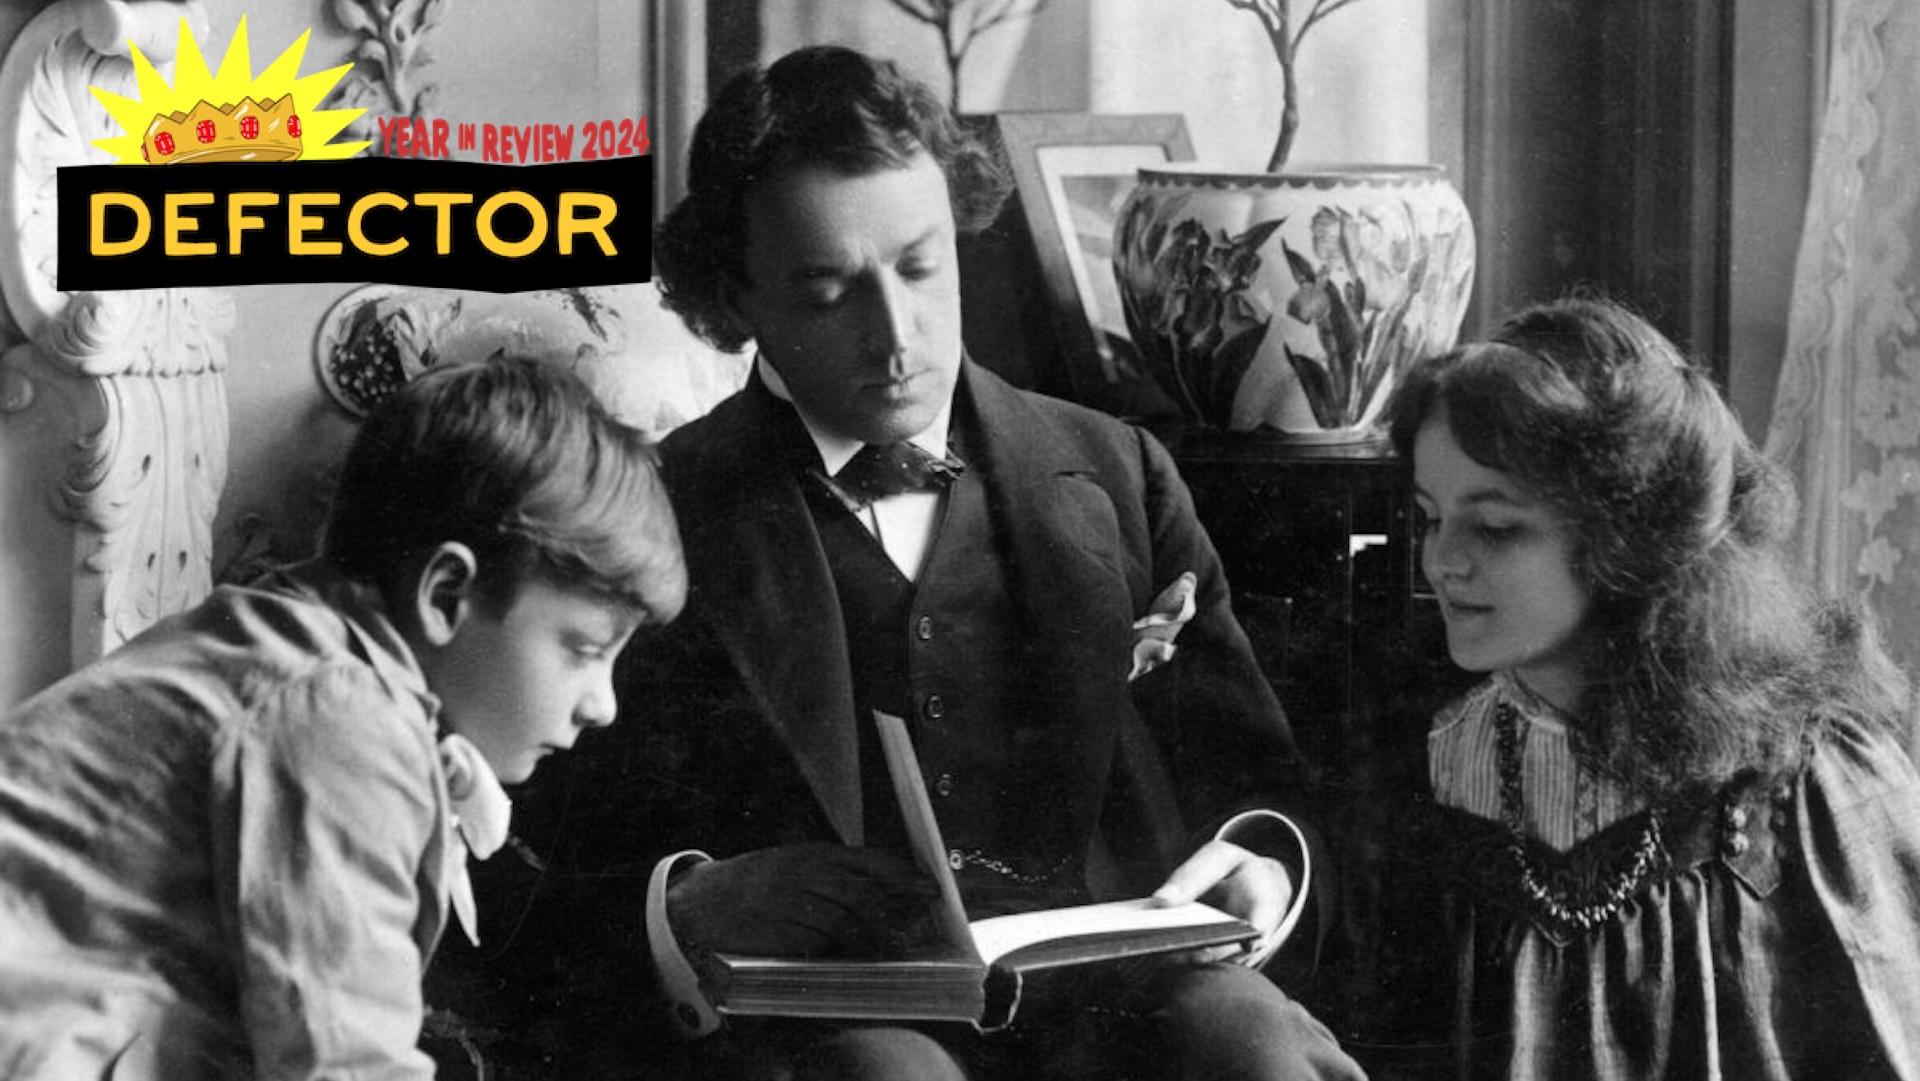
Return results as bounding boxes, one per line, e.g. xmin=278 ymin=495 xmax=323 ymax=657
xmin=812 ymin=441 xmax=966 ymax=513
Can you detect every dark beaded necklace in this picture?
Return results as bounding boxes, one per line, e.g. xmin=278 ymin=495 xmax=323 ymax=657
xmin=1495 ymin=700 xmax=1665 ymax=936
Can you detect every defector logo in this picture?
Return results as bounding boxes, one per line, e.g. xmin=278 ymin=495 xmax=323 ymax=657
xmin=59 ymin=16 xmax=649 ymax=292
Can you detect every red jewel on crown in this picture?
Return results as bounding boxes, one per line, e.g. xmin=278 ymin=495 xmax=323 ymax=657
xmin=287 ymin=116 xmax=301 ymax=138
xmin=240 ymin=116 xmax=259 ymax=140
xmin=195 ymin=119 xmax=216 ymax=143
xmin=154 ymin=131 xmax=175 ymax=155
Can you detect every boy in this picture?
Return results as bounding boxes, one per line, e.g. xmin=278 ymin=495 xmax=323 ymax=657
xmin=0 ymin=356 xmax=684 ymax=1080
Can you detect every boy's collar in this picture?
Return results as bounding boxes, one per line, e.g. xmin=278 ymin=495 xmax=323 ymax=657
xmin=251 ymin=562 xmax=508 ymax=945
xmin=442 ymin=728 xmax=511 ymax=946
xmin=267 ymin=561 xmax=439 ymax=717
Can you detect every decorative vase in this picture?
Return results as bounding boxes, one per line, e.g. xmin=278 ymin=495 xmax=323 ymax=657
xmin=1113 ymin=164 xmax=1475 ymax=440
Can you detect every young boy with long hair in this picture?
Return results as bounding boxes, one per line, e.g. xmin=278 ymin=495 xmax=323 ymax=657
xmin=0 ymin=356 xmax=684 ymax=1080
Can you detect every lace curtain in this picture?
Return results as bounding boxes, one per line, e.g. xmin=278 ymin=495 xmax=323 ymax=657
xmin=1766 ymin=0 xmax=1920 ymax=681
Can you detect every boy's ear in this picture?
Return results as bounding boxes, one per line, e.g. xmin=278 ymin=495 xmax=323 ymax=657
xmin=412 ymin=542 xmax=480 ymax=647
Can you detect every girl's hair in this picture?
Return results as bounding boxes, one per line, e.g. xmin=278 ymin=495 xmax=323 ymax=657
xmin=653 ymin=45 xmax=1010 ymax=353
xmin=1388 ymin=297 xmax=1906 ymax=802
xmin=324 ymin=355 xmax=687 ymax=624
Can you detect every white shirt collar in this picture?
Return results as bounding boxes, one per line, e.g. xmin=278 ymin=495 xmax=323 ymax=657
xmin=757 ymin=355 xmax=954 ymax=474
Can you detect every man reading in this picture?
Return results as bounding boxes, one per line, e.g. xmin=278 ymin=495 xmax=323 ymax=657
xmin=475 ymin=44 xmax=1366 ymax=1081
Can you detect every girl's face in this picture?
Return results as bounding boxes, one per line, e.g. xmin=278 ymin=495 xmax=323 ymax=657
xmin=1412 ymin=406 xmax=1594 ymax=712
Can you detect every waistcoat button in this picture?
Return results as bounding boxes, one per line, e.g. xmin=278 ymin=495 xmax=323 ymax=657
xmin=916 ymin=615 xmax=934 ymax=640
xmin=924 ymin=694 xmax=945 ymax=721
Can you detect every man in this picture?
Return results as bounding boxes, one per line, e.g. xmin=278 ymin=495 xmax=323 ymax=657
xmin=473 ymin=44 xmax=1364 ymax=1081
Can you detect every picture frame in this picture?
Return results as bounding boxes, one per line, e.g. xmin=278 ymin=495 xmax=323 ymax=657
xmin=988 ymin=112 xmax=1194 ymax=419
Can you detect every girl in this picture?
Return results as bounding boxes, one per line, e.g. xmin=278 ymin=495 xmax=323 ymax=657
xmin=1385 ymin=297 xmax=1920 ymax=1079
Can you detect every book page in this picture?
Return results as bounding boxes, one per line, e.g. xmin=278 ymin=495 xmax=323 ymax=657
xmin=968 ymin=897 xmax=1250 ymax=967
xmin=872 ymin=711 xmax=976 ymax=959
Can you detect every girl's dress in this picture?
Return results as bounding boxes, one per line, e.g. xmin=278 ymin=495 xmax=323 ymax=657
xmin=1394 ymin=671 xmax=1920 ymax=1081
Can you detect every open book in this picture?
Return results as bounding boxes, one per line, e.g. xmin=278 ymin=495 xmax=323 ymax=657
xmin=694 ymin=711 xmax=1310 ymax=1029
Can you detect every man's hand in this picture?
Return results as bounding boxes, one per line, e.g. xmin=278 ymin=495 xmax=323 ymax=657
xmin=1150 ymin=839 xmax=1293 ymax=965
xmin=665 ymin=842 xmax=936 ymax=959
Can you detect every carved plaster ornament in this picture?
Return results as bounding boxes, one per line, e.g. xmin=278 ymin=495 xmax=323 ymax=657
xmin=0 ymin=0 xmax=234 ymax=665
xmin=329 ymin=0 xmax=447 ymax=149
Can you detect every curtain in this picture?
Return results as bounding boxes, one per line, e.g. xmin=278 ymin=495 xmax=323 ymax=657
xmin=1766 ymin=0 xmax=1920 ymax=680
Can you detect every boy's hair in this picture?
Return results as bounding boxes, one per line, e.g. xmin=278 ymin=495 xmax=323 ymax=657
xmin=323 ymin=356 xmax=686 ymax=623
xmin=654 ymin=44 xmax=1010 ymax=352
xmin=1388 ymin=297 xmax=1905 ymax=802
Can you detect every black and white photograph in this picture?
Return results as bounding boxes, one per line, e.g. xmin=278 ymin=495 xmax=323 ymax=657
xmin=1 ymin=2 xmax=1917 ymax=1079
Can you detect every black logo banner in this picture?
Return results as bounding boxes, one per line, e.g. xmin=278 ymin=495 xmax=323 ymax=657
xmin=57 ymin=155 xmax=652 ymax=292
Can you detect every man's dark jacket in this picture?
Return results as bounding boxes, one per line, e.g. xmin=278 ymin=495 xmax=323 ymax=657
xmin=448 ymin=361 xmax=1310 ymax=1075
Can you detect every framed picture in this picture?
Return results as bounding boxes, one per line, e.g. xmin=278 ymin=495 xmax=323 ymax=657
xmin=989 ymin=112 xmax=1194 ymax=418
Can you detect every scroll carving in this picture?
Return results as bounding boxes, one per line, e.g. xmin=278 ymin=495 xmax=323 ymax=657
xmin=329 ymin=0 xmax=447 ymax=148
xmin=0 ymin=0 xmax=233 ymax=666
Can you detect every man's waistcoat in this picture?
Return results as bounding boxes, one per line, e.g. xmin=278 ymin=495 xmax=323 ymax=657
xmin=807 ymin=465 xmax=1087 ymax=915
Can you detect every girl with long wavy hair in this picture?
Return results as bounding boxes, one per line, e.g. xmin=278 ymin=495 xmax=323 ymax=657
xmin=1384 ymin=296 xmax=1920 ymax=1079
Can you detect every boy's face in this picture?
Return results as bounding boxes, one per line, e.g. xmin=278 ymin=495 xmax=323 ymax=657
xmin=426 ymin=575 xmax=639 ymax=784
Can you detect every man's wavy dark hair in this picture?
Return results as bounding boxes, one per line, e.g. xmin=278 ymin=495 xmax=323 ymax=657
xmin=654 ymin=45 xmax=1010 ymax=353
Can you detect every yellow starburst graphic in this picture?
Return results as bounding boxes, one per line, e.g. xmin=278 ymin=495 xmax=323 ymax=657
xmin=89 ymin=16 xmax=368 ymax=164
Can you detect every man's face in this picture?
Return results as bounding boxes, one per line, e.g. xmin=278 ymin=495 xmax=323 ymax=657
xmin=729 ymin=151 xmax=965 ymax=445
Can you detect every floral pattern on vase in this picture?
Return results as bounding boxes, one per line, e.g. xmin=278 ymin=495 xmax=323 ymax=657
xmin=1115 ymin=165 xmax=1475 ymax=438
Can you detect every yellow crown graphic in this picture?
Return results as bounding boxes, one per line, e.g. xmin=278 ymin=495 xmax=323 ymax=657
xmin=142 ymin=95 xmax=303 ymax=164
